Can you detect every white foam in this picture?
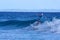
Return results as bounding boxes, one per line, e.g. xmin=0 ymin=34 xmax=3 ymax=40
xmin=30 ymin=17 xmax=60 ymax=33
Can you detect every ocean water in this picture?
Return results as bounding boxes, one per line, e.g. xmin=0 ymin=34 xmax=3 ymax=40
xmin=0 ymin=12 xmax=60 ymax=40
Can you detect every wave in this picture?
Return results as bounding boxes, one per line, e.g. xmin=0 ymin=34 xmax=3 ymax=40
xmin=0 ymin=19 xmax=36 ymax=27
xmin=0 ymin=16 xmax=52 ymax=29
xmin=0 ymin=19 xmax=37 ymax=30
xmin=29 ymin=17 xmax=60 ymax=33
xmin=0 ymin=12 xmax=60 ymax=31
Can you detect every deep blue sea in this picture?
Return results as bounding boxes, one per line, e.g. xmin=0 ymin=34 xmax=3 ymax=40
xmin=0 ymin=12 xmax=60 ymax=40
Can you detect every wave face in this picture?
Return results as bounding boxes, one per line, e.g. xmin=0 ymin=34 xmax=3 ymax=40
xmin=0 ymin=12 xmax=60 ymax=32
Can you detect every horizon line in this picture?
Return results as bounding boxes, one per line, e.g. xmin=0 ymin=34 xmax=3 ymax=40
xmin=0 ymin=9 xmax=60 ymax=12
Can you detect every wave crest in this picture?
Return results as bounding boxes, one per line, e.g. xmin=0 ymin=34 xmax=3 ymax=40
xmin=30 ymin=17 xmax=60 ymax=33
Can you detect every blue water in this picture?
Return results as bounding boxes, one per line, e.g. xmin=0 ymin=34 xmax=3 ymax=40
xmin=0 ymin=12 xmax=60 ymax=40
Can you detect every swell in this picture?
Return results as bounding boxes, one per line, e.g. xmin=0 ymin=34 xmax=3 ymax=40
xmin=0 ymin=19 xmax=36 ymax=26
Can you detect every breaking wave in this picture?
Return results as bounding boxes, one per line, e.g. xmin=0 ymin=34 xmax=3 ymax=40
xmin=28 ymin=17 xmax=60 ymax=33
xmin=0 ymin=12 xmax=60 ymax=33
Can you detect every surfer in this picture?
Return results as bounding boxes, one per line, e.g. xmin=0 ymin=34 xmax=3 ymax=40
xmin=31 ymin=13 xmax=47 ymax=30
xmin=37 ymin=13 xmax=47 ymax=23
xmin=31 ymin=13 xmax=48 ymax=30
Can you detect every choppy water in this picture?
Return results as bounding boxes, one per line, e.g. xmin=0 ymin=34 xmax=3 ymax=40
xmin=0 ymin=12 xmax=60 ymax=40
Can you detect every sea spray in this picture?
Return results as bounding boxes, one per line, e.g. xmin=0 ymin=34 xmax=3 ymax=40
xmin=30 ymin=17 xmax=60 ymax=33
